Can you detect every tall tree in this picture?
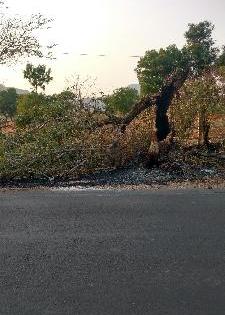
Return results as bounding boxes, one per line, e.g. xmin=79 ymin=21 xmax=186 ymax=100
xmin=136 ymin=21 xmax=218 ymax=97
xmin=184 ymin=21 xmax=219 ymax=75
xmin=24 ymin=64 xmax=53 ymax=92
xmin=101 ymin=21 xmax=224 ymax=164
xmin=133 ymin=21 xmax=220 ymax=140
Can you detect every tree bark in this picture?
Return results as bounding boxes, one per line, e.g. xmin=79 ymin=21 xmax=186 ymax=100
xmin=103 ymin=69 xmax=189 ymax=140
xmin=198 ymin=110 xmax=210 ymax=148
xmin=101 ymin=69 xmax=190 ymax=165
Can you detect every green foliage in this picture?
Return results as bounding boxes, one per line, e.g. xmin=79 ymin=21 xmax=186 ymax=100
xmin=104 ymin=87 xmax=139 ymax=114
xmin=0 ymin=91 xmax=115 ymax=179
xmin=24 ymin=63 xmax=53 ymax=92
xmin=136 ymin=21 xmax=219 ymax=96
xmin=172 ymin=71 xmax=225 ymax=143
xmin=0 ymin=88 xmax=17 ymax=118
xmin=1 ymin=20 xmax=225 ymax=181
xmin=16 ymin=90 xmax=84 ymax=128
xmin=136 ymin=45 xmax=187 ymax=95
xmin=184 ymin=21 xmax=218 ymax=75
xmin=16 ymin=93 xmax=47 ymax=127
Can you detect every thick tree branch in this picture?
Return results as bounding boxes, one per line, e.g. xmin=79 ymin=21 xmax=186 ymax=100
xmin=100 ymin=68 xmax=190 ymax=140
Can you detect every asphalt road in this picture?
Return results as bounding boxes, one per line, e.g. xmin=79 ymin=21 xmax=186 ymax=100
xmin=1 ymin=188 xmax=225 ymax=315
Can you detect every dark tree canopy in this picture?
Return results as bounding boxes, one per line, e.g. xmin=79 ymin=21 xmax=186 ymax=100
xmin=0 ymin=88 xmax=17 ymax=118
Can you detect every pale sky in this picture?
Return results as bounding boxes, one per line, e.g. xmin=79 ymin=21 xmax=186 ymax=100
xmin=1 ymin=0 xmax=225 ymax=94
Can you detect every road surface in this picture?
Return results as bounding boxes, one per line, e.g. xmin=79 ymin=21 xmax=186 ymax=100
xmin=1 ymin=188 xmax=225 ymax=314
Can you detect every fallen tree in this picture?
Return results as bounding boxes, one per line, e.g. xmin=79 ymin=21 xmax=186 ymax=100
xmin=98 ymin=21 xmax=225 ymax=166
xmin=100 ymin=69 xmax=190 ymax=165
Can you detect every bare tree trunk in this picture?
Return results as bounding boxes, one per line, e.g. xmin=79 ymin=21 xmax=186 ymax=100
xmin=204 ymin=120 xmax=210 ymax=148
xmin=198 ymin=110 xmax=210 ymax=148
xmin=147 ymin=106 xmax=159 ymax=166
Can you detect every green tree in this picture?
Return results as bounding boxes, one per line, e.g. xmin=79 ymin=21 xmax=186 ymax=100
xmin=172 ymin=72 xmax=224 ymax=146
xmin=136 ymin=21 xmax=219 ymax=96
xmin=104 ymin=87 xmax=139 ymax=114
xmin=16 ymin=93 xmax=47 ymax=127
xmin=24 ymin=63 xmax=53 ymax=92
xmin=136 ymin=45 xmax=187 ymax=95
xmin=184 ymin=21 xmax=219 ymax=75
xmin=0 ymin=88 xmax=17 ymax=118
xmin=16 ymin=91 xmax=78 ymax=128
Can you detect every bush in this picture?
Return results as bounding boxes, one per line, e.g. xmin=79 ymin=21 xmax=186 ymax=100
xmin=0 ymin=90 xmax=153 ymax=180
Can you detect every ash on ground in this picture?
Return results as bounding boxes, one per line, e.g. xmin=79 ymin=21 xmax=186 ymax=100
xmin=1 ymin=146 xmax=225 ymax=190
xmin=72 ymin=146 xmax=225 ymax=189
xmin=76 ymin=165 xmax=223 ymax=188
